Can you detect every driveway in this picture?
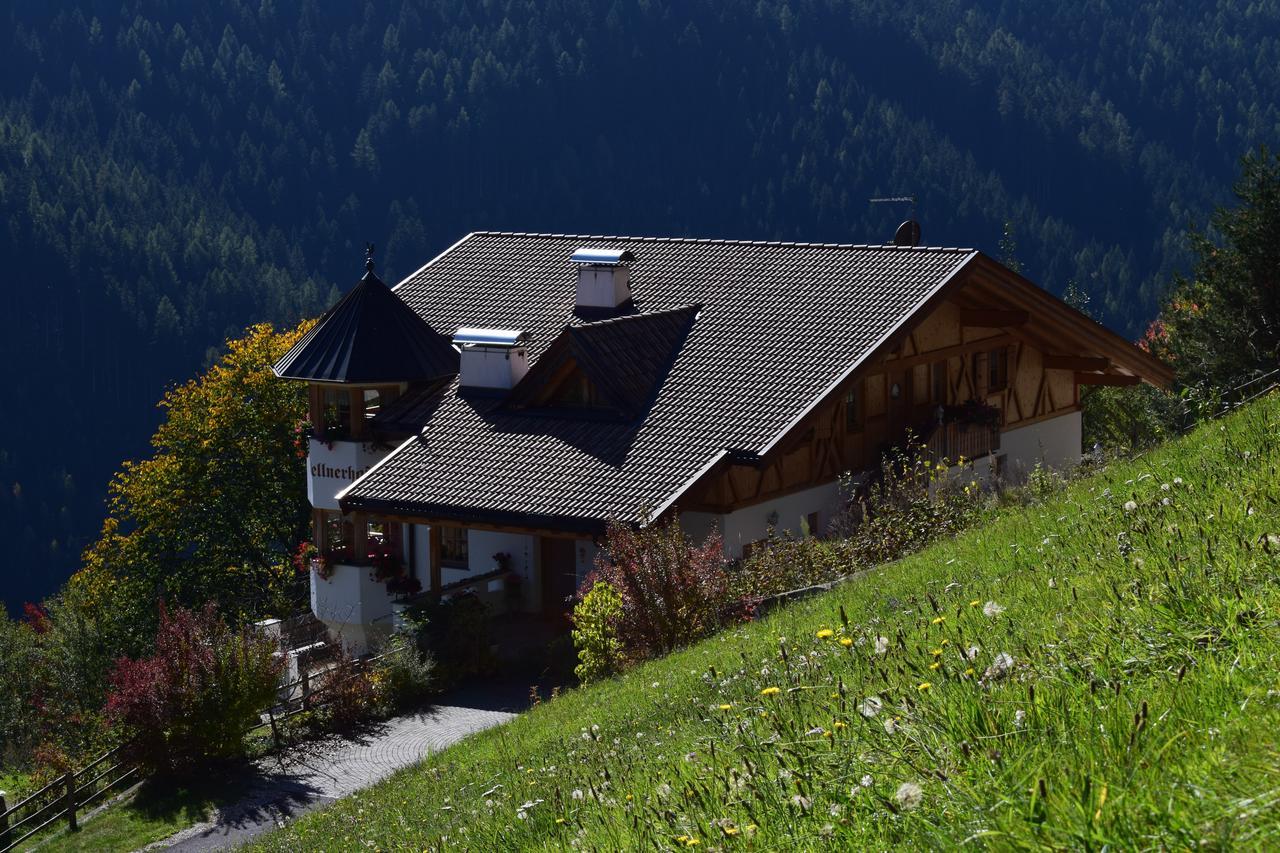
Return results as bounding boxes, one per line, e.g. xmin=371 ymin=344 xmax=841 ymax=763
xmin=152 ymin=679 xmax=529 ymax=851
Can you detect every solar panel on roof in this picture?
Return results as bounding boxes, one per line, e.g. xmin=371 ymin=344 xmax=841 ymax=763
xmin=570 ymin=248 xmax=635 ymax=265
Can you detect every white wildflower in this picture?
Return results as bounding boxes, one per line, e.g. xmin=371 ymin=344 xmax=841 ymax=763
xmin=883 ymin=717 xmax=898 ymax=734
xmin=894 ymin=781 xmax=924 ymax=811
xmin=982 ymin=601 xmax=1006 ymax=618
xmin=985 ymin=652 xmax=1015 ymax=681
xmin=858 ymin=696 xmax=883 ymax=718
xmin=1014 ymin=709 xmax=1027 ymax=728
xmin=819 ymin=823 xmax=835 ymax=836
xmin=806 ymin=727 xmax=825 ymax=737
xmin=1161 ymin=483 xmax=1171 ymax=491
xmin=965 ymin=645 xmax=981 ymax=660
xmin=860 ymin=774 xmax=874 ymax=788
xmin=571 ymin=789 xmax=585 ymax=801
xmin=1162 ymin=497 xmax=1172 ymax=506
xmin=829 ymin=803 xmax=843 ymax=817
xmin=791 ymin=794 xmax=812 ymax=810
xmin=1173 ymin=477 xmax=1183 ymax=485
xmin=516 ymin=810 xmax=528 ymax=820
xmin=1123 ymin=500 xmax=1138 ymax=512
xmin=874 ymin=635 xmax=890 ymax=654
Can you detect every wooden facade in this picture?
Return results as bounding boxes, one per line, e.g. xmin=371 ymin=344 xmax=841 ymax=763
xmin=680 ymin=271 xmax=1106 ymax=516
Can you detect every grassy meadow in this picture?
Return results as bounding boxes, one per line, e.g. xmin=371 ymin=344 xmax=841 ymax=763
xmin=253 ymin=393 xmax=1280 ymax=850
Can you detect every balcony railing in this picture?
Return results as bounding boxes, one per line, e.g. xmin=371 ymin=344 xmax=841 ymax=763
xmin=922 ymin=421 xmax=1000 ymax=465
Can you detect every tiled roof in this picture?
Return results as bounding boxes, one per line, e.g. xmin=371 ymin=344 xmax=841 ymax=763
xmin=341 ymin=232 xmax=976 ymax=528
xmin=273 ymin=267 xmax=458 ymax=384
xmin=507 ymin=305 xmax=700 ymax=418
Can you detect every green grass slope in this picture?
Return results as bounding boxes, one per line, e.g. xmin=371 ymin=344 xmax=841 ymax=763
xmin=254 ymin=394 xmax=1280 ymax=850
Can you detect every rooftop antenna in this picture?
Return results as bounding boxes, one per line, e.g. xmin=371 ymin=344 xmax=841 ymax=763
xmin=869 ymin=195 xmax=921 ymax=246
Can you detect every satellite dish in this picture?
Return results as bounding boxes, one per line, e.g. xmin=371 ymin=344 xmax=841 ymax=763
xmin=893 ymin=220 xmax=922 ymax=247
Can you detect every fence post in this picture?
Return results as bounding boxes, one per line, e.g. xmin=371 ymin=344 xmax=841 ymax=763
xmin=1 ymin=790 xmax=10 ymax=850
xmin=268 ymin=707 xmax=281 ymax=751
xmin=301 ymin=668 xmax=311 ymax=711
xmin=64 ymin=771 xmax=78 ymax=832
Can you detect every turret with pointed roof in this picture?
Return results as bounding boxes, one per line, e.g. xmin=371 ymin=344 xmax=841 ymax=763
xmin=273 ymin=246 xmax=458 ymax=383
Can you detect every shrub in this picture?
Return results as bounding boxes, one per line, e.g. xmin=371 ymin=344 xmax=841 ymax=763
xmin=584 ymin=519 xmax=730 ymax=663
xmin=372 ymin=633 xmax=436 ymax=711
xmin=570 ymin=581 xmax=624 ymax=683
xmin=313 ymin=660 xmax=379 ymax=732
xmin=728 ymin=536 xmax=857 ymax=603
xmin=407 ymin=593 xmax=495 ymax=688
xmin=838 ymin=444 xmax=984 ymax=568
xmin=105 ymin=602 xmax=282 ymax=775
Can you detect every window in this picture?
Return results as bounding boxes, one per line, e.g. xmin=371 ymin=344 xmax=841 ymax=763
xmin=322 ymin=388 xmax=352 ymax=439
xmin=844 ymin=381 xmax=864 ymax=433
xmin=987 ymin=347 xmax=1009 ymax=392
xmin=805 ymin=512 xmax=820 ymax=538
xmin=439 ymin=525 xmax=469 ymax=568
xmin=931 ymin=360 xmax=947 ymax=404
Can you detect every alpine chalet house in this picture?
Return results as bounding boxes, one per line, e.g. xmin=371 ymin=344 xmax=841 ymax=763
xmin=274 ymin=231 xmax=1171 ymax=652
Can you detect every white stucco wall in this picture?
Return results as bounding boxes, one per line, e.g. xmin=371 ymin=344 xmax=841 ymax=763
xmin=998 ymin=410 xmax=1082 ymax=481
xmin=574 ymin=538 xmax=599 ymax=586
xmin=311 ymin=562 xmax=395 ymax=655
xmin=680 ymin=479 xmax=844 ymax=560
xmin=467 ymin=529 xmax=537 ymax=610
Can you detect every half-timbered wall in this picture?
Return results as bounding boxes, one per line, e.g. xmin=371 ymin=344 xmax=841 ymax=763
xmin=684 ymin=298 xmax=1082 ymax=518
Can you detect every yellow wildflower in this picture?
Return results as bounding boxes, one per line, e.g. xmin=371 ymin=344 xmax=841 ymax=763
xmin=816 ymin=629 xmax=835 ymax=639
xmin=834 ymin=720 xmax=848 ymax=730
xmin=931 ymin=648 xmax=943 ymax=656
xmin=918 ymin=682 xmax=932 ymax=692
xmin=970 ymin=600 xmax=981 ymax=607
xmin=718 ymin=704 xmax=732 ymax=711
xmin=555 ymin=818 xmax=566 ymax=825
xmin=839 ymin=637 xmax=853 ymax=648
xmin=723 ymin=826 xmax=740 ymax=836
xmin=931 ymin=616 xmax=946 ymax=625
xmin=761 ymin=686 xmax=781 ymax=697
xmin=964 ymin=667 xmax=975 ymax=676
xmin=929 ymin=661 xmax=941 ymax=670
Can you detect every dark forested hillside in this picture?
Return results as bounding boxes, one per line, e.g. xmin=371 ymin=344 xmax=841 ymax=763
xmin=2 ymin=0 xmax=1277 ymax=609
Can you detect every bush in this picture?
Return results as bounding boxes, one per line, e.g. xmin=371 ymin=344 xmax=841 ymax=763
xmin=407 ymin=593 xmax=495 ymax=688
xmin=570 ymin=581 xmax=624 ymax=683
xmin=105 ymin=602 xmax=282 ymax=775
xmin=728 ymin=536 xmax=857 ymax=603
xmin=582 ymin=519 xmax=730 ymax=664
xmin=313 ymin=660 xmax=379 ymax=732
xmin=838 ymin=444 xmax=984 ymax=568
xmin=372 ymin=633 xmax=436 ymax=711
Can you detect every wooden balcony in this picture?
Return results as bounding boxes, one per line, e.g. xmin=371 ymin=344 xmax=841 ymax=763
xmin=922 ymin=420 xmax=1000 ymax=465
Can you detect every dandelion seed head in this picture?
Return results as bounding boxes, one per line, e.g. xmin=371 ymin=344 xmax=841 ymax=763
xmin=895 ymin=781 xmax=924 ymax=811
xmin=983 ymin=601 xmax=1006 ymax=618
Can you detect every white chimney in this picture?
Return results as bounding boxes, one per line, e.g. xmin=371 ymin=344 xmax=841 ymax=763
xmin=453 ymin=328 xmax=529 ymax=390
xmin=571 ymin=248 xmax=635 ymax=309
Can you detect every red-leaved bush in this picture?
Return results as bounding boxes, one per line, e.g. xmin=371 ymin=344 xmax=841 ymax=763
xmin=581 ymin=519 xmax=729 ymax=662
xmin=105 ymin=602 xmax=282 ymax=775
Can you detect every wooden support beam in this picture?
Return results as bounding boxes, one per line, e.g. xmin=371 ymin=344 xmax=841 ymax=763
xmin=959 ymin=307 xmax=1029 ymax=328
xmin=882 ymin=334 xmax=1016 ymax=370
xmin=428 ymin=524 xmax=442 ymax=593
xmin=1075 ymin=371 xmax=1141 ymax=386
xmin=1044 ymin=354 xmax=1110 ymax=371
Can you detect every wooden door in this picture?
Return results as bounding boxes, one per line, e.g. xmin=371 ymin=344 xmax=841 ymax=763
xmin=540 ymin=537 xmax=579 ymax=617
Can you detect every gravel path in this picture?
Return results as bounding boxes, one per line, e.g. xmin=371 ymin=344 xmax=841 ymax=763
xmin=151 ymin=682 xmax=525 ymax=852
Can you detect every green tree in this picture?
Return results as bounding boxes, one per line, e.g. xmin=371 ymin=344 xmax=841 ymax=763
xmin=1161 ymin=147 xmax=1280 ymax=390
xmin=79 ymin=321 xmax=314 ymax=643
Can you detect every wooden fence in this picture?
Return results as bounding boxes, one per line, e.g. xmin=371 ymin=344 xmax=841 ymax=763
xmin=0 ymin=742 xmax=139 ymax=853
xmin=0 ymin=645 xmax=391 ymax=850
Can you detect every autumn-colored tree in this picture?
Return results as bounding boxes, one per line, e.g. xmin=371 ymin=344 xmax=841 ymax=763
xmin=78 ymin=321 xmax=314 ymax=650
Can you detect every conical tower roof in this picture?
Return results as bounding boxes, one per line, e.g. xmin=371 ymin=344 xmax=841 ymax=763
xmin=274 ymin=249 xmax=459 ymax=384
